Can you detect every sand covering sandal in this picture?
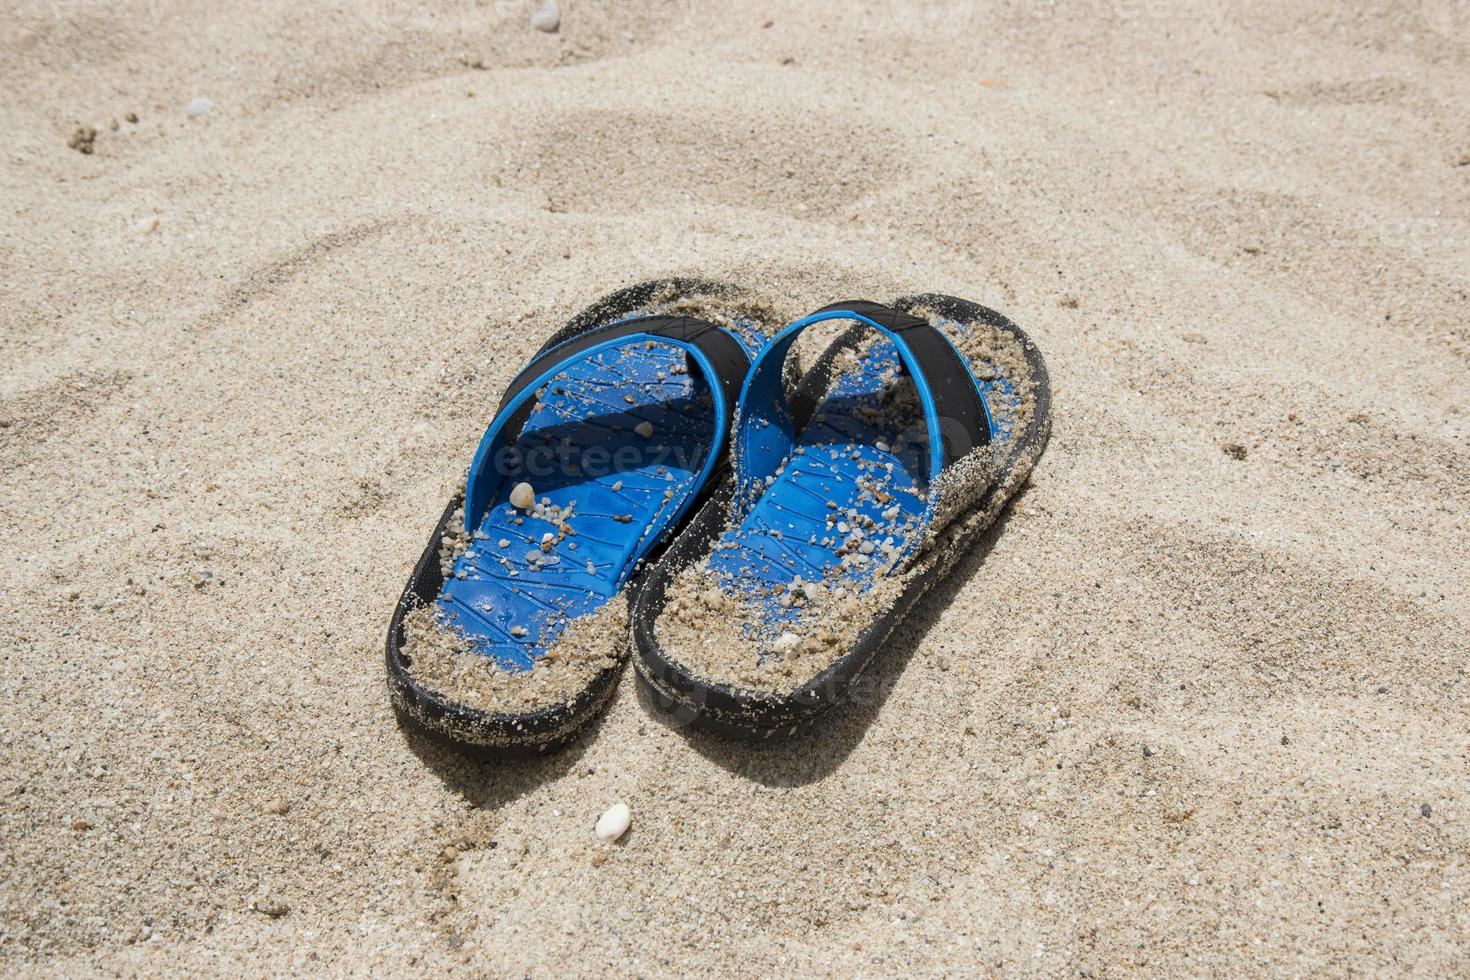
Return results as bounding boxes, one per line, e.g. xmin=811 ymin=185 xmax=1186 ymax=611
xmin=633 ymin=296 xmax=1052 ymax=738
xmin=386 ymin=280 xmax=773 ymax=756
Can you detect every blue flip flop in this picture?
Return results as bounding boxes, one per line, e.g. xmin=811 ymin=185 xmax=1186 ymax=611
xmin=634 ymin=295 xmax=1052 ymax=738
xmin=386 ymin=280 xmax=772 ymax=756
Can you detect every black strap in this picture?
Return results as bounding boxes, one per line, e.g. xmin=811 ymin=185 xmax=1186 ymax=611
xmin=502 ymin=315 xmax=746 ymax=413
xmin=492 ymin=315 xmax=750 ymax=476
xmin=807 ymin=300 xmax=990 ymax=465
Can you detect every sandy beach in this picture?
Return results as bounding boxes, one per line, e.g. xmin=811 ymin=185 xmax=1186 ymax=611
xmin=3 ymin=0 xmax=1468 ymax=973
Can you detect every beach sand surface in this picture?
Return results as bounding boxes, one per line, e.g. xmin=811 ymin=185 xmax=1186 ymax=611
xmin=2 ymin=0 xmax=1468 ymax=973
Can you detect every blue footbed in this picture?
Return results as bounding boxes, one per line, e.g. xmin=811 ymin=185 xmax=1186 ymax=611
xmin=438 ymin=315 xmax=767 ymax=671
xmin=708 ymin=316 xmax=1021 ymax=633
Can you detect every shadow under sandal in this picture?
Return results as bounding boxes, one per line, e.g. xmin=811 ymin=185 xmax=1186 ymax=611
xmin=634 ymin=296 xmax=1052 ymax=739
xmin=386 ymin=282 xmax=764 ymax=757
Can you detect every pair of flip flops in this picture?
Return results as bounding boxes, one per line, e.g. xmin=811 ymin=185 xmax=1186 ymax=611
xmin=385 ymin=280 xmax=1051 ymax=756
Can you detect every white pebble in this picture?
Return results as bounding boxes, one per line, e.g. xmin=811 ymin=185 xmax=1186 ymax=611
xmin=876 ymin=440 xmax=890 ymax=453
xmin=530 ymin=0 xmax=560 ymax=32
xmin=509 ymin=482 xmax=536 ymax=510
xmin=541 ymin=532 xmax=555 ymax=545
xmin=595 ymin=802 xmax=630 ymax=841
xmin=510 ymin=625 xmax=528 ymax=638
xmin=859 ymin=540 xmax=875 ymax=555
xmin=773 ymin=631 xmax=801 ymax=652
xmin=634 ymin=420 xmax=654 ymax=439
xmin=184 ymin=96 xmax=213 ymax=118
xmin=498 ymin=538 xmax=510 ymax=548
xmin=586 ymin=560 xmax=597 ymax=575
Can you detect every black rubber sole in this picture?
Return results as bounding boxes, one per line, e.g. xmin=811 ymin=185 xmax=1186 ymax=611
xmin=631 ymin=294 xmax=1054 ymax=740
xmin=385 ymin=278 xmax=760 ymax=758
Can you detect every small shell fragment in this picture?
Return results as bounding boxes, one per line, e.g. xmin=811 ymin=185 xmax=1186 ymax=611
xmin=509 ymin=482 xmax=536 ymax=510
xmin=634 ymin=421 xmax=654 ymax=439
xmin=595 ymin=802 xmax=631 ymax=841
xmin=530 ymin=0 xmax=560 ymax=32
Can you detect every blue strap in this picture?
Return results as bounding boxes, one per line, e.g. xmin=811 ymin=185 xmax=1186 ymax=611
xmin=464 ymin=329 xmax=736 ymax=546
xmin=733 ymin=301 xmax=990 ymax=514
